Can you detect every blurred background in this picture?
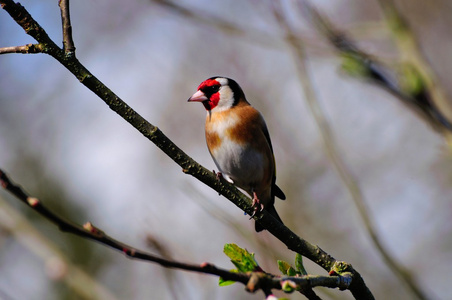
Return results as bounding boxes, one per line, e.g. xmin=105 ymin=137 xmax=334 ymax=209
xmin=1 ymin=0 xmax=452 ymax=299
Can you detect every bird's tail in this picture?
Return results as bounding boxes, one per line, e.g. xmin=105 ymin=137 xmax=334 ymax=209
xmin=255 ymin=205 xmax=283 ymax=232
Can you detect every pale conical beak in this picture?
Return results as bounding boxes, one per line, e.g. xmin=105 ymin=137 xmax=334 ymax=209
xmin=188 ymin=90 xmax=208 ymax=102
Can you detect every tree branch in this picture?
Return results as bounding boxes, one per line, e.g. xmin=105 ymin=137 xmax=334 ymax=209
xmin=0 ymin=168 xmax=352 ymax=296
xmin=58 ymin=0 xmax=75 ymax=54
xmin=0 ymin=169 xmax=247 ymax=283
xmin=0 ymin=0 xmax=374 ymax=298
xmin=0 ymin=43 xmax=43 ymax=54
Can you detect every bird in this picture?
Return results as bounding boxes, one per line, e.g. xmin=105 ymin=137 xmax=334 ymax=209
xmin=188 ymin=76 xmax=286 ymax=232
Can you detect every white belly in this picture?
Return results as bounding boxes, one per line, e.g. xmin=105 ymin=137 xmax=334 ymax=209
xmin=210 ymin=140 xmax=264 ymax=191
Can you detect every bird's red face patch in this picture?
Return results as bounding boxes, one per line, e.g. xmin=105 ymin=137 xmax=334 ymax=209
xmin=197 ymin=78 xmax=219 ymax=90
xmin=198 ymin=79 xmax=221 ymax=110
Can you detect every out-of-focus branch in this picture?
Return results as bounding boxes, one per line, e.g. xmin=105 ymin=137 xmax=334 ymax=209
xmin=295 ymin=0 xmax=452 ymax=134
xmin=0 ymin=196 xmax=119 ymax=300
xmin=376 ymin=0 xmax=452 ymax=137
xmin=150 ymin=0 xmax=278 ymax=48
xmin=150 ymin=0 xmax=326 ymax=51
xmin=58 ymin=0 xmax=75 ymax=54
xmin=280 ymin=1 xmax=431 ymax=300
xmin=145 ymin=235 xmax=181 ymax=300
xmin=0 ymin=169 xmax=353 ymax=296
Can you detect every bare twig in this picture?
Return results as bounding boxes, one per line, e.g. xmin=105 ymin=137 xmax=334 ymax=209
xmin=0 ymin=43 xmax=43 ymax=54
xmin=0 ymin=0 xmax=374 ymax=298
xmin=0 ymin=169 xmax=352 ymax=295
xmin=58 ymin=0 xmax=75 ymax=54
xmin=0 ymin=169 xmax=248 ymax=284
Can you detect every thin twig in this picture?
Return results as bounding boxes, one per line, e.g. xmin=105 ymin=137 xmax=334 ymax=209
xmin=0 ymin=169 xmax=248 ymax=283
xmin=0 ymin=43 xmax=43 ymax=54
xmin=58 ymin=0 xmax=75 ymax=54
xmin=0 ymin=169 xmax=352 ymax=295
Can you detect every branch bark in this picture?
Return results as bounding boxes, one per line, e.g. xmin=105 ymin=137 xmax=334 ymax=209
xmin=0 ymin=43 xmax=43 ymax=54
xmin=58 ymin=0 xmax=75 ymax=54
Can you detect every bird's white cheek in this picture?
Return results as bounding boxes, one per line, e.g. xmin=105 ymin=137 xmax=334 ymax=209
xmin=212 ymin=86 xmax=234 ymax=112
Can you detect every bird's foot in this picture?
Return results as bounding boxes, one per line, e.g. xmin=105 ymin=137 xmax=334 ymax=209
xmin=249 ymin=192 xmax=264 ymax=219
xmin=213 ymin=170 xmax=223 ymax=195
xmin=213 ymin=170 xmax=223 ymax=182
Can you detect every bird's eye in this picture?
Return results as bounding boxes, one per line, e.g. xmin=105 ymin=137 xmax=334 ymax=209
xmin=208 ymin=85 xmax=219 ymax=93
xmin=203 ymin=85 xmax=220 ymax=96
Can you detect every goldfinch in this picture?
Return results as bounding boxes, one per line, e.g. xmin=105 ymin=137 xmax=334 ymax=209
xmin=188 ymin=76 xmax=286 ymax=232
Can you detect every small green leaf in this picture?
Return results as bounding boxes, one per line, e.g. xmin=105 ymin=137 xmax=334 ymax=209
xmin=220 ymin=244 xmax=261 ymax=287
xmin=223 ymin=243 xmax=259 ymax=273
xmin=277 ymin=260 xmax=292 ymax=275
xmin=219 ymin=269 xmax=238 ymax=286
xmin=218 ymin=280 xmax=235 ymax=286
xmin=219 ymin=278 xmax=236 ymax=286
xmin=267 ymin=296 xmax=290 ymax=300
xmin=295 ymin=254 xmax=307 ymax=275
xmin=287 ymin=266 xmax=297 ymax=277
xmin=330 ymin=261 xmax=351 ymax=275
xmin=281 ymin=280 xmax=297 ymax=293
